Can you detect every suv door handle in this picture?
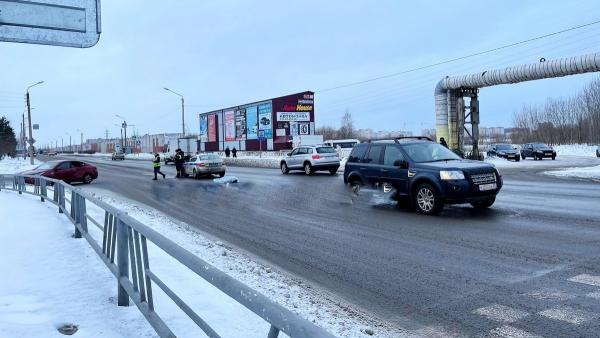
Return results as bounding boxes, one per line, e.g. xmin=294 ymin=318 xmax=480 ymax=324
xmin=359 ymin=167 xmax=366 ymax=170
xmin=380 ymin=169 xmax=389 ymax=173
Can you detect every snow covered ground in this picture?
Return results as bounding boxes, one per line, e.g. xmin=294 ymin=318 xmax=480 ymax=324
xmin=0 ymin=192 xmax=156 ymax=338
xmin=554 ymin=144 xmax=598 ymax=157
xmin=0 ymin=158 xmax=41 ymax=174
xmin=545 ymin=165 xmax=600 ymax=181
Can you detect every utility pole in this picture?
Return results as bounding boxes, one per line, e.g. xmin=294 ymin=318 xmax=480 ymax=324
xmin=25 ymin=81 xmax=44 ymax=164
xmin=163 ymin=87 xmax=185 ymax=136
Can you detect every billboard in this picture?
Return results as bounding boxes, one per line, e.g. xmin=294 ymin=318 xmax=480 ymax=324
xmin=246 ymin=105 xmax=258 ymax=140
xmin=208 ymin=114 xmax=216 ymax=142
xmin=224 ymin=110 xmax=236 ymax=141
xmin=235 ymin=108 xmax=247 ymax=140
xmin=199 ymin=115 xmax=208 ymax=142
xmin=258 ymin=102 xmax=273 ymax=139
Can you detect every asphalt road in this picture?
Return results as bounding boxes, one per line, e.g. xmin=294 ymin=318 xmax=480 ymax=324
xmin=50 ymin=155 xmax=600 ymax=337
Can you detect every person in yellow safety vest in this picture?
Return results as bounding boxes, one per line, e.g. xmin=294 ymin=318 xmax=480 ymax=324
xmin=152 ymin=153 xmax=166 ymax=180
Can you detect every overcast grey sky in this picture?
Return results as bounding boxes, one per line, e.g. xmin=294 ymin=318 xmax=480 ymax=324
xmin=1 ymin=0 xmax=599 ymax=146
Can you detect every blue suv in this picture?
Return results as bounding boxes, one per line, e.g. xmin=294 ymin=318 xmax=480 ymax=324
xmin=343 ymin=137 xmax=502 ymax=215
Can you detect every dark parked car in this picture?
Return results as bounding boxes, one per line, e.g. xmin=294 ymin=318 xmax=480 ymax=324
xmin=21 ymin=160 xmax=98 ymax=184
xmin=487 ymin=143 xmax=520 ymax=161
xmin=343 ymin=137 xmax=502 ymax=215
xmin=521 ymin=143 xmax=556 ymax=160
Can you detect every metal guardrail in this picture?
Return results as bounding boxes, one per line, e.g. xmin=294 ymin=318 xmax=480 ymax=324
xmin=0 ymin=174 xmax=336 ymax=338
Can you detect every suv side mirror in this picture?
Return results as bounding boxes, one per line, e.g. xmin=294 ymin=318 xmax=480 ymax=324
xmin=394 ymin=160 xmax=409 ymax=169
xmin=287 ymin=152 xmax=292 ymax=156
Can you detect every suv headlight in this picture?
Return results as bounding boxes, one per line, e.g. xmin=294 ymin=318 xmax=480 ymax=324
xmin=440 ymin=170 xmax=465 ymax=180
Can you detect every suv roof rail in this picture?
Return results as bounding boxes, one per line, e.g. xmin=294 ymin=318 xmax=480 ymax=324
xmin=361 ymin=136 xmax=432 ymax=143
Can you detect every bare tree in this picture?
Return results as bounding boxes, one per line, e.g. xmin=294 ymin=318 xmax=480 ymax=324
xmin=338 ymin=109 xmax=355 ymax=139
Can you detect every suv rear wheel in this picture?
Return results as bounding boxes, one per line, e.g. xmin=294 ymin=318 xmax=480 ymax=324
xmin=471 ymin=197 xmax=495 ymax=209
xmin=83 ymin=174 xmax=93 ymax=184
xmin=280 ymin=162 xmax=289 ymax=174
xmin=304 ymin=162 xmax=313 ymax=175
xmin=414 ymin=183 xmax=443 ymax=215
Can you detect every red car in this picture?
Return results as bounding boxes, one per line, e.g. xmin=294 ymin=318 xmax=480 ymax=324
xmin=21 ymin=160 xmax=98 ymax=184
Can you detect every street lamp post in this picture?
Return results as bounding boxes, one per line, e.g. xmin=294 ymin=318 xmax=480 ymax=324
xmin=163 ymin=87 xmax=185 ymax=136
xmin=77 ymin=129 xmax=83 ymax=152
xmin=26 ymin=81 xmax=44 ymax=164
xmin=115 ymin=115 xmax=127 ymax=152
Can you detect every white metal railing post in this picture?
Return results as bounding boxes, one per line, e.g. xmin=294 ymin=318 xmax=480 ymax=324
xmin=116 ymin=218 xmax=130 ymax=306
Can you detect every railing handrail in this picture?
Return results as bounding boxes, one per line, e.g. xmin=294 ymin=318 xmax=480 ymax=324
xmin=0 ymin=173 xmax=336 ymax=338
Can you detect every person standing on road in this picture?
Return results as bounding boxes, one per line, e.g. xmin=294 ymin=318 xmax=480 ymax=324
xmin=439 ymin=137 xmax=449 ymax=148
xmin=225 ymin=146 xmax=231 ymax=158
xmin=152 ymin=153 xmax=166 ymax=180
xmin=232 ymin=147 xmax=237 ymax=158
xmin=174 ymin=148 xmax=184 ymax=178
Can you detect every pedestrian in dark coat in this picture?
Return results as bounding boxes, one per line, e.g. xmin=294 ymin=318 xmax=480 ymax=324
xmin=152 ymin=153 xmax=166 ymax=180
xmin=174 ymin=149 xmax=185 ymax=178
xmin=439 ymin=137 xmax=449 ymax=148
xmin=232 ymin=147 xmax=237 ymax=158
xmin=225 ymin=147 xmax=231 ymax=158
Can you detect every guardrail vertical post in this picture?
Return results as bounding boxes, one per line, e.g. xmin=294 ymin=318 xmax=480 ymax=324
xmin=40 ymin=179 xmax=46 ymax=202
xmin=73 ymin=191 xmax=82 ymax=238
xmin=59 ymin=184 xmax=64 ymax=213
xmin=80 ymin=195 xmax=88 ymax=233
xmin=267 ymin=325 xmax=280 ymax=338
xmin=0 ymin=174 xmax=3 ymax=191
xmin=116 ymin=218 xmax=130 ymax=306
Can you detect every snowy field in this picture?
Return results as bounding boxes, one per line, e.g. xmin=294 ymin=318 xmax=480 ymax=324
xmin=0 ymin=158 xmax=41 ymax=174
xmin=0 ymin=192 xmax=157 ymax=338
xmin=545 ymin=165 xmax=600 ymax=180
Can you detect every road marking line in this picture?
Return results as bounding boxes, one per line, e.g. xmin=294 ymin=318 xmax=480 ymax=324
xmin=568 ymin=274 xmax=600 ymax=287
xmin=538 ymin=307 xmax=596 ymax=325
xmin=525 ymin=289 xmax=575 ymax=301
xmin=473 ymin=304 xmax=529 ymax=323
xmin=586 ymin=292 xmax=600 ymax=299
xmin=489 ymin=325 xmax=543 ymax=338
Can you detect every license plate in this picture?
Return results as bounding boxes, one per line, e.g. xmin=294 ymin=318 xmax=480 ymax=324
xmin=479 ymin=183 xmax=497 ymax=191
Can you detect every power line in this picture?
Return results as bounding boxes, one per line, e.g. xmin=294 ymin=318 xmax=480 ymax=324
xmin=317 ymin=19 xmax=600 ymax=93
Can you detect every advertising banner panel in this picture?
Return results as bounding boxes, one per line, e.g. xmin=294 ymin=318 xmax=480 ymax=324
xmin=235 ymin=108 xmax=247 ymax=140
xmin=208 ymin=114 xmax=216 ymax=142
xmin=258 ymin=102 xmax=273 ymax=139
xmin=246 ymin=105 xmax=258 ymax=140
xmin=199 ymin=115 xmax=208 ymax=142
xmin=276 ymin=111 xmax=310 ymax=122
xmin=224 ymin=110 xmax=236 ymax=141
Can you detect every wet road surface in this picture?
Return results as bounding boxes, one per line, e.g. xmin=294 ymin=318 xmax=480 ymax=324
xmin=51 ymin=155 xmax=600 ymax=337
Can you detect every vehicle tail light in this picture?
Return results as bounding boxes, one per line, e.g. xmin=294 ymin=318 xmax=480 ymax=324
xmin=197 ymin=162 xmax=205 ymax=167
xmin=312 ymin=155 xmax=320 ymax=160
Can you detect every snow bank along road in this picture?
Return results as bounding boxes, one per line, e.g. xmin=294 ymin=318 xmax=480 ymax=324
xmin=47 ymin=155 xmax=600 ymax=337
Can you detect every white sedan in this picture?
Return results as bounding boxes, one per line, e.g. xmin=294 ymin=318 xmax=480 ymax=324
xmin=183 ymin=154 xmax=226 ymax=178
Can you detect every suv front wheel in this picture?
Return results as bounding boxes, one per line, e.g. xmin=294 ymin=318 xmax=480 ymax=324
xmin=414 ymin=183 xmax=443 ymax=215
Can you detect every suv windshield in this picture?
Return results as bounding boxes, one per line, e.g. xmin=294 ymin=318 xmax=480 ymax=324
xmin=533 ymin=143 xmax=549 ymax=148
xmin=316 ymin=147 xmax=336 ymax=154
xmin=403 ymin=143 xmax=462 ymax=163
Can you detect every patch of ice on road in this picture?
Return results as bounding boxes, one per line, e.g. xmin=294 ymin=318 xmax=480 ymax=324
xmin=213 ymin=175 xmax=239 ymax=184
xmin=538 ymin=306 xmax=597 ymax=325
xmin=489 ymin=325 xmax=543 ymax=338
xmin=473 ymin=304 xmax=529 ymax=323
xmin=0 ymin=157 xmax=42 ymax=174
xmin=544 ymin=165 xmax=600 ymax=180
